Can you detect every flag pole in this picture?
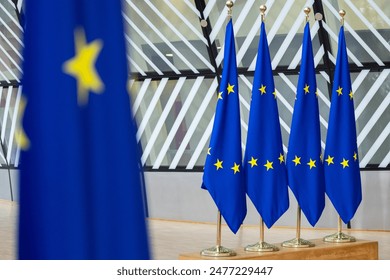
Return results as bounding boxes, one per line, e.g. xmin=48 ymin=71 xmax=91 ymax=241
xmin=201 ymin=211 xmax=237 ymax=256
xmin=281 ymin=7 xmax=317 ymax=249
xmin=200 ymin=2 xmax=239 ymax=257
xmin=323 ymin=10 xmax=357 ymax=244
xmin=244 ymin=5 xmax=280 ymax=253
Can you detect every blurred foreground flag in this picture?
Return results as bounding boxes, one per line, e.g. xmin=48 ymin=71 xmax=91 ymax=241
xmin=244 ymin=21 xmax=289 ymax=229
xmin=324 ymin=26 xmax=362 ymax=224
xmin=18 ymin=0 xmax=150 ymax=259
xmin=201 ymin=18 xmax=246 ymax=234
xmin=286 ymin=22 xmax=325 ymax=226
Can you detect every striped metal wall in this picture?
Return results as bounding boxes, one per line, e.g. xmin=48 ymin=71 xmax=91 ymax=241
xmin=0 ymin=0 xmax=389 ymax=170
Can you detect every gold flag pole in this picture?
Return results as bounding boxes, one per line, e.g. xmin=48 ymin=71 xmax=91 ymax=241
xmin=200 ymin=2 xmax=237 ymax=257
xmin=244 ymin=5 xmax=279 ymax=253
xmin=201 ymin=211 xmax=236 ymax=256
xmin=322 ymin=9 xmax=357 ymax=244
xmin=281 ymin=7 xmax=316 ymax=249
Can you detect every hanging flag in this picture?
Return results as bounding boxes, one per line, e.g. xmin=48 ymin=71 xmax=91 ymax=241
xmin=201 ymin=19 xmax=246 ymax=234
xmin=18 ymin=0 xmax=150 ymax=259
xmin=286 ymin=22 xmax=325 ymax=226
xmin=324 ymin=26 xmax=362 ymax=224
xmin=244 ymin=22 xmax=289 ymax=229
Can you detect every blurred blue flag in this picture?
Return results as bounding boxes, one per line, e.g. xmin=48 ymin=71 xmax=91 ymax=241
xmin=324 ymin=26 xmax=362 ymax=224
xmin=286 ymin=23 xmax=325 ymax=226
xmin=18 ymin=0 xmax=150 ymax=259
xmin=201 ymin=19 xmax=246 ymax=234
xmin=244 ymin=22 xmax=289 ymax=229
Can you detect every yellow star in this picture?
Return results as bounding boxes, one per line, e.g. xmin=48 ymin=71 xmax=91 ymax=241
xmin=292 ymin=155 xmax=301 ymax=166
xmin=272 ymin=91 xmax=277 ymax=99
xmin=336 ymin=86 xmax=343 ymax=96
xmin=15 ymin=95 xmax=30 ymax=150
xmin=320 ymin=153 xmax=323 ymax=162
xmin=278 ymin=153 xmax=285 ymax=164
xmin=349 ymin=91 xmax=354 ymax=100
xmin=315 ymin=90 xmax=319 ymax=97
xmin=304 ymin=84 xmax=310 ymax=94
xmin=231 ymin=162 xmax=240 ymax=174
xmin=353 ymin=152 xmax=358 ymax=161
xmin=207 ymin=147 xmax=211 ymax=155
xmin=307 ymin=158 xmax=316 ymax=169
xmin=248 ymin=157 xmax=258 ymax=168
xmin=340 ymin=158 xmax=349 ymax=169
xmin=259 ymin=84 xmax=266 ymax=95
xmin=214 ymin=159 xmax=223 ymax=170
xmin=325 ymin=155 xmax=334 ymax=166
xmin=227 ymin=83 xmax=235 ymax=94
xmin=264 ymin=160 xmax=273 ymax=171
xmin=217 ymin=91 xmax=223 ymax=100
xmin=63 ymin=27 xmax=104 ymax=105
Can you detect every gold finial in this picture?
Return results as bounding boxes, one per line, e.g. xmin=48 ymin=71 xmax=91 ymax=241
xmin=226 ymin=1 xmax=234 ymax=18
xmin=304 ymin=7 xmax=311 ymax=22
xmin=339 ymin=9 xmax=346 ymax=26
xmin=260 ymin=4 xmax=267 ymax=22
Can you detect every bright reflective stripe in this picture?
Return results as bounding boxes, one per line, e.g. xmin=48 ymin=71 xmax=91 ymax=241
xmin=141 ymin=77 xmax=186 ymax=165
xmin=357 ymin=92 xmax=390 ymax=147
xmin=132 ymin=78 xmax=151 ymax=115
xmin=345 ymin=0 xmax=390 ymax=53
xmin=169 ymin=78 xmax=218 ymax=169
xmin=355 ymin=69 xmax=389 ymax=119
xmin=125 ymin=34 xmax=163 ymax=75
xmin=1 ymin=87 xmax=13 ymax=142
xmin=122 ymin=12 xmax=180 ymax=74
xmin=359 ymin=121 xmax=390 ymax=167
xmin=145 ymin=0 xmax=214 ymax=71
xmin=7 ymin=87 xmax=22 ymax=163
xmin=186 ymin=115 xmax=214 ymax=169
xmin=153 ymin=77 xmax=204 ymax=169
xmin=136 ymin=78 xmax=169 ymax=141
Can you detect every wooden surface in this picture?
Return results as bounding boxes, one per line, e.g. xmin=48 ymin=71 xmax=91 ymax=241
xmin=179 ymin=239 xmax=378 ymax=260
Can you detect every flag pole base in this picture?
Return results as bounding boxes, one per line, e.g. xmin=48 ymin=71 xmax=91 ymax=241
xmin=200 ymin=245 xmax=236 ymax=257
xmin=245 ymin=241 xmax=279 ymax=252
xmin=281 ymin=238 xmax=315 ymax=248
xmin=323 ymin=232 xmax=356 ymax=243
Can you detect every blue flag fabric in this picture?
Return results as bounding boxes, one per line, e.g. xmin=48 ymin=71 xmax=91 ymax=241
xmin=286 ymin=23 xmax=325 ymax=226
xmin=324 ymin=26 xmax=362 ymax=224
xmin=244 ymin=22 xmax=289 ymax=229
xmin=18 ymin=0 xmax=150 ymax=259
xmin=201 ymin=19 xmax=246 ymax=234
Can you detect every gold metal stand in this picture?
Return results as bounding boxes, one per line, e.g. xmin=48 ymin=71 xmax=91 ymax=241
xmin=245 ymin=217 xmax=279 ymax=252
xmin=200 ymin=211 xmax=236 ymax=257
xmin=323 ymin=216 xmax=356 ymax=243
xmin=282 ymin=206 xmax=315 ymax=248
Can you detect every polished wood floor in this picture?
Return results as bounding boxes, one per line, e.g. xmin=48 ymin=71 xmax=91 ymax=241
xmin=1 ymin=199 xmax=389 ymax=260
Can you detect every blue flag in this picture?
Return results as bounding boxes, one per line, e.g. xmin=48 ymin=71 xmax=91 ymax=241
xmin=18 ymin=0 xmax=150 ymax=259
xmin=201 ymin=19 xmax=246 ymax=234
xmin=286 ymin=23 xmax=325 ymax=226
xmin=244 ymin=22 xmax=289 ymax=229
xmin=324 ymin=26 xmax=362 ymax=224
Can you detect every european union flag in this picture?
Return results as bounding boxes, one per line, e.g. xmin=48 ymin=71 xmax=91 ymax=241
xmin=286 ymin=23 xmax=325 ymax=226
xmin=201 ymin=19 xmax=246 ymax=234
xmin=244 ymin=22 xmax=289 ymax=229
xmin=18 ymin=0 xmax=150 ymax=259
xmin=324 ymin=26 xmax=362 ymax=224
